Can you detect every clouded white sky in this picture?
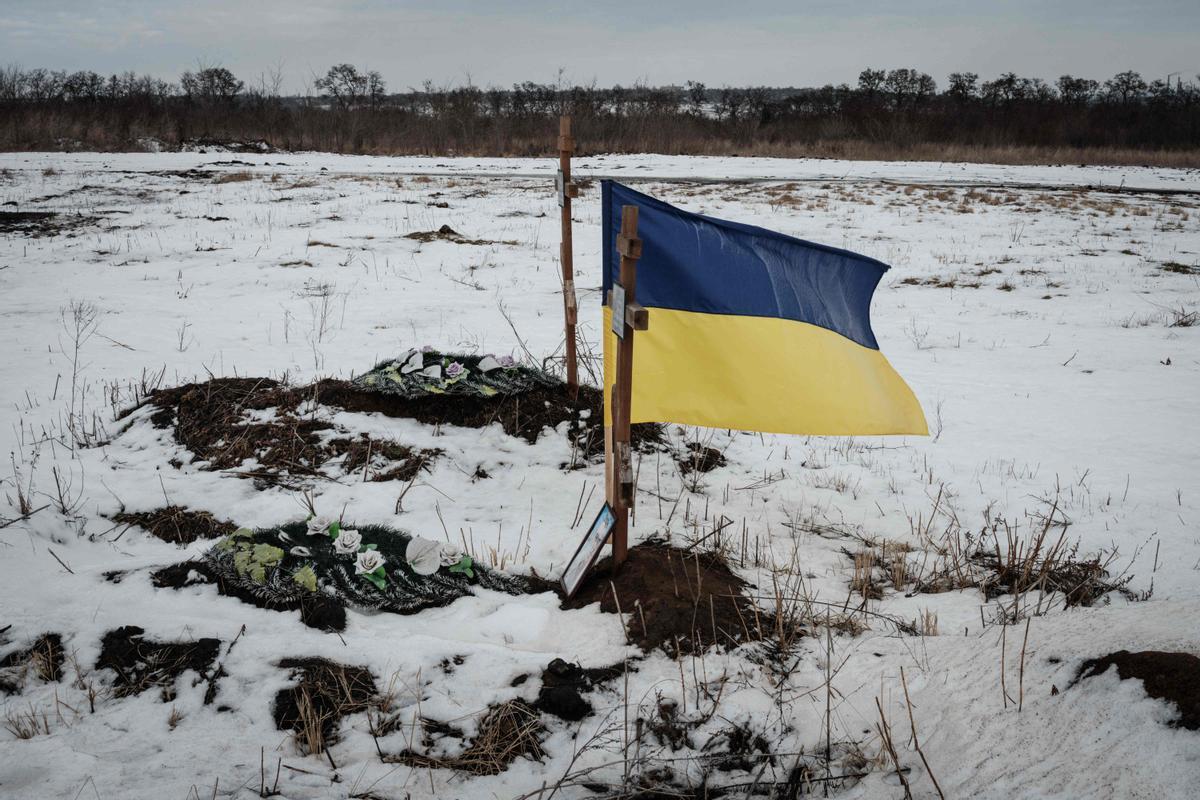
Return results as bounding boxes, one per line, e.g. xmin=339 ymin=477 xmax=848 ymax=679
xmin=3 ymin=1 xmax=1197 ymax=92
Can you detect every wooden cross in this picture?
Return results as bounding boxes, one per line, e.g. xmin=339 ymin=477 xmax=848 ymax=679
xmin=606 ymin=205 xmax=649 ymax=567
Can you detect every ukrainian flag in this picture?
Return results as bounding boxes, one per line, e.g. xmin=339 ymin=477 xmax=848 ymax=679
xmin=601 ymin=181 xmax=926 ymax=436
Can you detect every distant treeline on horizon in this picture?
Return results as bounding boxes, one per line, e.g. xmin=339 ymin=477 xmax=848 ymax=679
xmin=2 ymin=64 xmax=1198 ymax=165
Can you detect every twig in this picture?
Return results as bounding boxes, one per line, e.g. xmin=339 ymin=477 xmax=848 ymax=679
xmin=900 ymin=667 xmax=945 ymax=800
xmin=1018 ymin=617 xmax=1031 ymax=711
xmin=48 ymin=547 xmax=76 ymax=574
xmin=875 ymin=697 xmax=913 ymax=800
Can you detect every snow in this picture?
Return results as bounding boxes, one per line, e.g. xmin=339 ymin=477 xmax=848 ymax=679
xmin=1 ymin=152 xmax=1198 ymax=799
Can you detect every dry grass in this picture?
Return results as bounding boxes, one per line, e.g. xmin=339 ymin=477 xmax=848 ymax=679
xmin=274 ymin=658 xmax=378 ymax=756
xmin=212 ymin=171 xmax=254 ymax=184
xmin=907 ymin=495 xmax=1136 ymax=620
xmin=392 ymin=700 xmax=546 ymax=775
xmin=4 ymin=704 xmax=51 ymax=739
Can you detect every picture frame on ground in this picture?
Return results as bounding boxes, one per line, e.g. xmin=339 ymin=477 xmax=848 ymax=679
xmin=561 ymin=503 xmax=617 ymax=598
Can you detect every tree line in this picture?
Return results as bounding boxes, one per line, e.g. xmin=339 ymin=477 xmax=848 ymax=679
xmin=1 ymin=64 xmax=1197 ymax=163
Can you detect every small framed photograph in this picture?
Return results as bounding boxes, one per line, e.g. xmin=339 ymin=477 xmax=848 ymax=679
xmin=561 ymin=503 xmax=617 ymax=598
xmin=610 ymin=284 xmax=626 ymax=338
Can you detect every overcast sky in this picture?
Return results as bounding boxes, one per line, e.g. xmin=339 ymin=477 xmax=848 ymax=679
xmin=3 ymin=1 xmax=1197 ymax=92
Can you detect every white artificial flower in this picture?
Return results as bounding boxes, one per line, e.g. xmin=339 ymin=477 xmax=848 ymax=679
xmin=405 ymin=536 xmax=442 ymax=576
xmin=289 ymin=546 xmax=312 ymax=557
xmin=355 ymin=550 xmax=386 ymax=575
xmin=334 ymin=528 xmax=362 ymax=555
xmin=438 ymin=543 xmax=463 ymax=567
xmin=306 ymin=514 xmax=335 ymax=536
xmin=399 ymin=349 xmax=423 ymax=374
xmin=477 ymin=355 xmax=501 ymax=373
xmin=421 ymin=364 xmax=442 ymax=379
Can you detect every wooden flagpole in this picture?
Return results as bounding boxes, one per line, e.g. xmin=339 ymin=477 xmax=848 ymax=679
xmin=607 ymin=205 xmax=646 ymax=567
xmin=557 ymin=116 xmax=580 ymax=392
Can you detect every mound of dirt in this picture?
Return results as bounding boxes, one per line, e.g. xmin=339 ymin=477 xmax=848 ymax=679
xmin=97 ymin=626 xmax=221 ymax=701
xmin=0 ymin=210 xmax=96 ymax=237
xmin=0 ymin=633 xmax=65 ymax=694
xmin=532 ymin=657 xmax=626 ymax=721
xmin=677 ymin=443 xmax=727 ymax=475
xmin=316 ymin=378 xmax=662 ymax=460
xmin=138 ymin=378 xmax=440 ymax=487
xmin=133 ymin=376 xmax=662 ymax=482
xmin=403 ymin=224 xmax=512 ymax=246
xmin=565 ymin=544 xmax=764 ymax=656
xmin=113 ymin=506 xmax=237 ymax=544
xmin=151 ymin=559 xmax=347 ymax=632
xmin=273 ymin=657 xmax=377 ymax=752
xmin=1075 ymin=650 xmax=1200 ymax=730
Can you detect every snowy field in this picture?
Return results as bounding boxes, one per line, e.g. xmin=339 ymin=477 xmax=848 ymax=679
xmin=1 ymin=152 xmax=1198 ymax=799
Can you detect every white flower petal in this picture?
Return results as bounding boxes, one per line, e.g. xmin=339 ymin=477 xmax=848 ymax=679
xmin=477 ymin=355 xmax=501 ymax=373
xmin=405 ymin=537 xmax=442 ymax=576
xmin=400 ymin=349 xmax=423 ymax=374
xmin=421 ymin=364 xmax=442 ymax=379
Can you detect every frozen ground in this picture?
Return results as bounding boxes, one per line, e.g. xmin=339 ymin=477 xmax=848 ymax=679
xmin=0 ymin=152 xmax=1198 ymax=799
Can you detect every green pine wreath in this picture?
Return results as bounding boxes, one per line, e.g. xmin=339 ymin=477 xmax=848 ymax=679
xmin=204 ymin=520 xmax=530 ymax=615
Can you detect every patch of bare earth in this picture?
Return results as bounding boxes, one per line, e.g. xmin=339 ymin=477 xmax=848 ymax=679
xmin=564 ymin=543 xmax=765 ymax=656
xmin=112 ymin=506 xmax=236 ymax=544
xmin=1074 ymin=650 xmax=1200 ymax=730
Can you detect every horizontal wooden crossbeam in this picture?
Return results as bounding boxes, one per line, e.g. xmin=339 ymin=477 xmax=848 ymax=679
xmin=605 ymin=290 xmax=650 ymax=331
xmin=617 ymin=234 xmax=642 ymax=259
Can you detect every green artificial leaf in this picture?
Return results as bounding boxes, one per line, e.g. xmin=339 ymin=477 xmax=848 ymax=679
xmin=252 ymin=543 xmax=285 ymax=566
xmin=328 ymin=521 xmax=341 ymax=539
xmin=479 ymin=386 xmax=498 ymax=397
xmin=233 ymin=549 xmax=252 ymax=576
xmin=363 ymin=543 xmax=378 ymax=551
xmin=361 ymin=567 xmax=387 ymax=591
xmin=292 ymin=564 xmax=318 ymax=592
xmin=214 ymin=537 xmax=236 ymax=553
xmin=424 ymin=384 xmax=445 ymax=394
xmin=232 ymin=527 xmax=254 ymax=539
xmin=249 ymin=563 xmax=266 ymax=584
xmin=448 ymin=555 xmax=475 ymax=580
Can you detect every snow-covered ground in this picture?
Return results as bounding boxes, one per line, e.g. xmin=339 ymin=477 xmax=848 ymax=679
xmin=1 ymin=153 xmax=1198 ymax=799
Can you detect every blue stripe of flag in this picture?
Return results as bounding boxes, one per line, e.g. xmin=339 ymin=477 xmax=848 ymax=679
xmin=601 ymin=181 xmax=887 ymax=351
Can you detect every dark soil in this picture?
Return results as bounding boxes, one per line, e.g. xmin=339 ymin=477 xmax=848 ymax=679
xmin=315 ymin=378 xmax=663 ymax=460
xmin=273 ymin=657 xmax=378 ymax=749
xmin=96 ymin=626 xmax=221 ymax=701
xmin=532 ymin=657 xmax=627 ymax=721
xmin=0 ymin=633 xmax=65 ymax=694
xmin=677 ymin=443 xmax=727 ymax=475
xmin=151 ymin=559 xmax=347 ymax=632
xmin=137 ymin=377 xmax=440 ymax=487
xmin=327 ymin=434 xmax=442 ymax=482
xmin=113 ymin=506 xmax=237 ymax=544
xmin=0 ymin=210 xmax=96 ymax=236
xmin=403 ymin=224 xmax=512 ymax=246
xmin=132 ymin=377 xmax=661 ymax=483
xmin=564 ymin=544 xmax=764 ymax=656
xmin=1161 ymin=262 xmax=1199 ymax=275
xmin=1074 ymin=650 xmax=1200 ymax=730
